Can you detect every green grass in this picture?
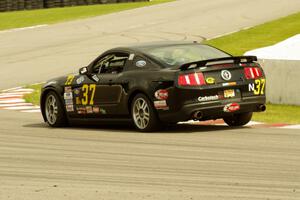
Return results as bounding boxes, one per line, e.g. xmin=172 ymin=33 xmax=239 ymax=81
xmin=253 ymin=104 xmax=300 ymax=124
xmin=206 ymin=12 xmax=300 ymax=55
xmin=0 ymin=0 xmax=173 ymax=31
xmin=23 ymin=84 xmax=42 ymax=106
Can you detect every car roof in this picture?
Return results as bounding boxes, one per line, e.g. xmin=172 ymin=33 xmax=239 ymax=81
xmin=109 ymin=41 xmax=198 ymax=52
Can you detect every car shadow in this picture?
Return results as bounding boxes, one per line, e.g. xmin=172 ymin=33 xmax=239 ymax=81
xmin=24 ymin=121 xmax=249 ymax=134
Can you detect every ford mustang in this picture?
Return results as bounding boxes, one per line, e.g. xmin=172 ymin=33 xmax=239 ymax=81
xmin=41 ymin=42 xmax=266 ymax=132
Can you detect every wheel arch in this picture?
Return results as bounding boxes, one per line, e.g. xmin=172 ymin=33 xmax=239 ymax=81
xmin=40 ymin=87 xmax=65 ymax=122
xmin=127 ymin=89 xmax=153 ymax=114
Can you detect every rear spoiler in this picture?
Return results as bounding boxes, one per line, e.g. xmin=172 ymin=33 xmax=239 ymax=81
xmin=179 ymin=56 xmax=257 ymax=71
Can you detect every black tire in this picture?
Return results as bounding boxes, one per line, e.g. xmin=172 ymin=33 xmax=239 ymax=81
xmin=131 ymin=94 xmax=162 ymax=132
xmin=223 ymin=112 xmax=253 ymax=127
xmin=44 ymin=91 xmax=68 ymax=127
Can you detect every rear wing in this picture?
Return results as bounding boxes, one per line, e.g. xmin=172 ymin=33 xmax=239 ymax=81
xmin=179 ymin=56 xmax=257 ymax=71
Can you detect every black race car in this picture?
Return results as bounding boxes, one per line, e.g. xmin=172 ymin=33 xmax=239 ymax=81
xmin=41 ymin=42 xmax=266 ymax=132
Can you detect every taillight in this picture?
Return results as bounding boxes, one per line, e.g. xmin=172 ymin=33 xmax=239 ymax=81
xmin=244 ymin=67 xmax=263 ymax=79
xmin=178 ymin=72 xmax=206 ymax=86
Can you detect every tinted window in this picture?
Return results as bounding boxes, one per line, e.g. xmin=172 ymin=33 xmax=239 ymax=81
xmin=140 ymin=44 xmax=230 ymax=67
xmin=92 ymin=53 xmax=129 ymax=74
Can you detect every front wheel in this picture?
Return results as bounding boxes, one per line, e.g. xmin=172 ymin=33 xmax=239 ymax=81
xmin=131 ymin=94 xmax=162 ymax=132
xmin=223 ymin=112 xmax=253 ymax=127
xmin=44 ymin=91 xmax=68 ymax=127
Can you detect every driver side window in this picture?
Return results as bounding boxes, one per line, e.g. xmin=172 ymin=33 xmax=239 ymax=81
xmin=92 ymin=52 xmax=129 ymax=74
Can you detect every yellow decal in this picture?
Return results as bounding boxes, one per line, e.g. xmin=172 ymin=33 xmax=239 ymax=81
xmin=76 ymin=97 xmax=82 ymax=105
xmin=89 ymin=84 xmax=96 ymax=105
xmin=206 ymin=77 xmax=215 ymax=84
xmin=65 ymin=75 xmax=75 ymax=86
xmin=249 ymin=79 xmax=265 ymax=95
xmin=81 ymin=84 xmax=96 ymax=105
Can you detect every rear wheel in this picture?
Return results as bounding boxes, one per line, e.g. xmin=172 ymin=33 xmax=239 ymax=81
xmin=131 ymin=94 xmax=162 ymax=132
xmin=44 ymin=91 xmax=68 ymax=127
xmin=223 ymin=112 xmax=253 ymax=127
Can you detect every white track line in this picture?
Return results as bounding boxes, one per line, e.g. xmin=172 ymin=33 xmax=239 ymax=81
xmin=4 ymin=106 xmax=39 ymax=110
xmin=280 ymin=125 xmax=300 ymax=129
xmin=21 ymin=109 xmax=41 ymax=113
xmin=1 ymin=87 xmax=23 ymax=93
xmin=0 ymin=99 xmax=25 ymax=104
xmin=0 ymin=103 xmax=33 ymax=107
xmin=0 ymin=94 xmax=23 ymax=98
xmin=0 ymin=25 xmax=48 ymax=34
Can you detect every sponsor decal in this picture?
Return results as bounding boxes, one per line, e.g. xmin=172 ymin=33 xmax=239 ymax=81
xmin=128 ymin=53 xmax=135 ymax=61
xmin=65 ymin=99 xmax=73 ymax=105
xmin=205 ymin=77 xmax=215 ymax=84
xmin=248 ymin=78 xmax=265 ymax=95
xmin=76 ymin=76 xmax=85 ymax=85
xmin=100 ymin=108 xmax=107 ymax=114
xmin=77 ymin=106 xmax=86 ymax=114
xmin=136 ymin=60 xmax=146 ymax=67
xmin=154 ymin=89 xmax=168 ymax=100
xmin=73 ymin=88 xmax=81 ymax=96
xmin=64 ymin=92 xmax=73 ymax=100
xmin=92 ymin=106 xmax=100 ymax=114
xmin=223 ymin=103 xmax=240 ymax=113
xmin=221 ymin=70 xmax=232 ymax=81
xmin=154 ymin=100 xmax=169 ymax=110
xmin=64 ymin=86 xmax=72 ymax=93
xmin=66 ymin=105 xmax=74 ymax=112
xmin=92 ymin=74 xmax=99 ymax=82
xmin=222 ymin=82 xmax=237 ymax=86
xmin=198 ymin=95 xmax=219 ymax=102
xmin=86 ymin=106 xmax=93 ymax=114
xmin=224 ymin=89 xmax=235 ymax=98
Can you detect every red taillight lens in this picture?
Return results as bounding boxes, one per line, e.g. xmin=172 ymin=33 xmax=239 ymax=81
xmin=244 ymin=67 xmax=263 ymax=79
xmin=178 ymin=73 xmax=206 ymax=86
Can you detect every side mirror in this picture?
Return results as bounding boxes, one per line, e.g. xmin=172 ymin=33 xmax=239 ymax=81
xmin=79 ymin=66 xmax=88 ymax=75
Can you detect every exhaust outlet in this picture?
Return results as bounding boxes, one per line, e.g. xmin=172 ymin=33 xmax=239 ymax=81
xmin=193 ymin=111 xmax=203 ymax=120
xmin=258 ymin=104 xmax=266 ymax=112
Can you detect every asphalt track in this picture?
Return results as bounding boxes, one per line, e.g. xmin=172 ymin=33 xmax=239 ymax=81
xmin=0 ymin=110 xmax=300 ymax=200
xmin=1 ymin=0 xmax=300 ymax=199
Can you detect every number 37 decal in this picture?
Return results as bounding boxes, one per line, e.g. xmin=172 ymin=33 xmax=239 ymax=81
xmin=82 ymin=84 xmax=96 ymax=105
xmin=249 ymin=79 xmax=266 ymax=95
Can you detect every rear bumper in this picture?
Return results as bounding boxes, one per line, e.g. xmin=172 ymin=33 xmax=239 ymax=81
xmin=158 ymin=96 xmax=266 ymax=123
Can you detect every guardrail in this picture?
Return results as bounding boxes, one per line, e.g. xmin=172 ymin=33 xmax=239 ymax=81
xmin=259 ymin=59 xmax=300 ymax=106
xmin=0 ymin=0 xmax=148 ymax=12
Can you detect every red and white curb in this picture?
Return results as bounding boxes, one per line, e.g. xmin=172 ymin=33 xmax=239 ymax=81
xmin=0 ymin=87 xmax=40 ymax=113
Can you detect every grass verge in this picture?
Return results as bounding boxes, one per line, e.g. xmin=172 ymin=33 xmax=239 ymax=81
xmin=0 ymin=0 xmax=173 ymax=31
xmin=205 ymin=12 xmax=300 ymax=55
xmin=253 ymin=104 xmax=300 ymax=124
xmin=23 ymin=84 xmax=42 ymax=106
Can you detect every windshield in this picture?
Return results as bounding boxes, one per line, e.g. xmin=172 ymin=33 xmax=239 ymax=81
xmin=141 ymin=44 xmax=231 ymax=67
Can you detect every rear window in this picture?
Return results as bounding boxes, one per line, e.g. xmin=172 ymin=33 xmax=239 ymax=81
xmin=141 ymin=44 xmax=231 ymax=67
